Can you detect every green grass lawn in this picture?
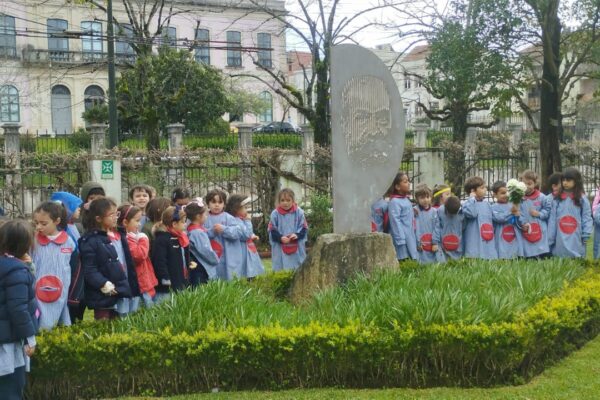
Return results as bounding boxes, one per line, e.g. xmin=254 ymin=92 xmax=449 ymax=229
xmin=120 ymin=332 xmax=600 ymax=399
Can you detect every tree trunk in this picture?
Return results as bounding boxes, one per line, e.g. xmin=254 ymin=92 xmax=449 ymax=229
xmin=448 ymin=109 xmax=469 ymax=196
xmin=539 ymin=1 xmax=563 ymax=192
xmin=314 ymin=59 xmax=330 ymax=147
xmin=144 ymin=123 xmax=161 ymax=151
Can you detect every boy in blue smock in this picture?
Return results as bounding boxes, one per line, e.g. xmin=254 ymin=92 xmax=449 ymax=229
xmin=461 ymin=176 xmax=497 ymax=259
xmin=432 ymin=195 xmax=464 ymax=262
xmin=548 ymin=168 xmax=593 ymax=258
xmin=519 ymin=170 xmax=552 ymax=258
xmin=491 ymin=181 xmax=523 ymax=259
xmin=414 ymin=184 xmax=437 ymax=264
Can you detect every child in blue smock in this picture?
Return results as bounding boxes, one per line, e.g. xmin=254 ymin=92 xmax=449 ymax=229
xmin=204 ymin=189 xmax=243 ymax=280
xmin=544 ymin=172 xmax=563 ymax=255
xmin=594 ymin=186 xmax=600 ymax=259
xmin=462 ymin=176 xmax=498 ymax=259
xmin=432 ymin=195 xmax=464 ymax=262
xmin=548 ymin=168 xmax=593 ymax=258
xmin=490 ymin=181 xmax=523 ymax=259
xmin=185 ymin=199 xmax=219 ymax=284
xmin=269 ymin=188 xmax=308 ymax=271
xmin=388 ymin=172 xmax=418 ymax=261
xmin=518 ymin=170 xmax=552 ymax=258
xmin=371 ymin=184 xmax=392 ymax=233
xmin=414 ymin=184 xmax=437 ymax=264
xmin=227 ymin=194 xmax=265 ymax=278
xmin=32 ymin=201 xmax=76 ymax=330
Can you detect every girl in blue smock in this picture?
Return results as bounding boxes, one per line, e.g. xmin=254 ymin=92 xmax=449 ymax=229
xmin=227 ymin=194 xmax=265 ymax=278
xmin=185 ymin=199 xmax=219 ymax=284
xmin=269 ymin=188 xmax=308 ymax=271
xmin=490 ymin=181 xmax=523 ymax=259
xmin=388 ymin=172 xmax=418 ymax=261
xmin=548 ymin=168 xmax=593 ymax=258
xmin=518 ymin=170 xmax=552 ymax=258
xmin=413 ymin=184 xmax=437 ymax=264
xmin=204 ymin=189 xmax=243 ymax=280
xmin=432 ymin=195 xmax=464 ymax=262
xmin=461 ymin=176 xmax=498 ymax=259
xmin=32 ymin=201 xmax=75 ymax=330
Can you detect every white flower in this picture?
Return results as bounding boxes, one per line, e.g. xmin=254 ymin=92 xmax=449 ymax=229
xmin=507 ymin=179 xmax=520 ymax=189
xmin=517 ymin=181 xmax=527 ymax=192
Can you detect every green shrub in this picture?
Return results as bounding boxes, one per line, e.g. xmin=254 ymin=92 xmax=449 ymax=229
xmin=29 ymin=260 xmax=600 ymax=399
xmin=306 ymin=194 xmax=333 ymax=245
xmin=82 ymin=104 xmax=108 ymax=124
xmin=185 ymin=134 xmax=238 ymax=150
xmin=253 ymin=133 xmax=302 ymax=149
xmin=68 ymin=128 xmax=92 ymax=150
xmin=19 ymin=134 xmax=36 ymax=152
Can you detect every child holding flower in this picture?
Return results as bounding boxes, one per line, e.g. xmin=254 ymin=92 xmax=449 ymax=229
xmin=491 ymin=180 xmax=525 ymax=259
xmin=519 ymin=170 xmax=552 ymax=259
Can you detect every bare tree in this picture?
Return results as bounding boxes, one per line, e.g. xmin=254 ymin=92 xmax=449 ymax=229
xmin=234 ymin=0 xmax=409 ymax=146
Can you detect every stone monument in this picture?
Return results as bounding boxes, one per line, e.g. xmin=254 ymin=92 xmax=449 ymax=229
xmin=330 ymin=44 xmax=406 ymax=233
xmin=289 ymin=44 xmax=404 ymax=303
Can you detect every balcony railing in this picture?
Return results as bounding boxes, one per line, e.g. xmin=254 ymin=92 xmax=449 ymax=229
xmin=22 ymin=48 xmax=136 ymax=65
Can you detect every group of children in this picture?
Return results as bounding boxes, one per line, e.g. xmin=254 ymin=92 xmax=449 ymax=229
xmin=4 ymin=183 xmax=309 ymax=329
xmin=373 ymin=168 xmax=599 ymax=263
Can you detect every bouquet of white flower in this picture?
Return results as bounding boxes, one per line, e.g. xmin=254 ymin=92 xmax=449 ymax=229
xmin=507 ymin=179 xmax=527 ymax=205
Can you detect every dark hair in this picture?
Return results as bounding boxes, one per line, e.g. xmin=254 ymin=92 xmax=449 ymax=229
xmin=391 ymin=171 xmax=409 ymax=195
xmin=206 ymin=189 xmax=227 ymax=205
xmin=161 ymin=206 xmax=186 ymax=227
xmin=34 ymin=201 xmax=68 ymax=231
xmin=278 ymin=188 xmax=295 ymax=202
xmin=561 ymin=167 xmax=584 ymax=207
xmin=129 ymin=184 xmax=154 ymax=202
xmin=432 ymin=184 xmax=450 ymax=206
xmin=225 ymin=194 xmax=248 ymax=216
xmin=86 ymin=187 xmax=105 ymax=201
xmin=117 ymin=204 xmax=142 ymax=227
xmin=464 ymin=176 xmax=485 ymax=194
xmin=146 ymin=197 xmax=172 ymax=223
xmin=184 ymin=202 xmax=207 ymax=222
xmin=0 ymin=219 xmax=33 ymax=259
xmin=548 ymin=172 xmax=563 ymax=187
xmin=172 ymin=187 xmax=191 ymax=203
xmin=491 ymin=181 xmax=506 ymax=194
xmin=82 ymin=197 xmax=117 ymax=231
xmin=445 ymin=196 xmax=461 ymax=215
xmin=414 ymin=184 xmax=432 ymax=199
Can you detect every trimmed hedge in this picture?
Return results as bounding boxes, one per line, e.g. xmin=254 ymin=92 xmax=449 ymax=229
xmin=29 ymin=262 xmax=600 ymax=399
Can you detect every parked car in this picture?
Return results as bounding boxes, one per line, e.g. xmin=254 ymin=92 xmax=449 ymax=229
xmin=252 ymin=122 xmax=302 ymax=134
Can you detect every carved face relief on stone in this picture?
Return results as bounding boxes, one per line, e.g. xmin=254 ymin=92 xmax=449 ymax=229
xmin=340 ymin=76 xmax=392 ymax=167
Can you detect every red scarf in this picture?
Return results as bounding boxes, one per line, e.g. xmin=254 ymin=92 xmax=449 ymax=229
xmin=168 ymin=227 xmax=189 ymax=247
xmin=524 ymin=189 xmax=541 ymax=200
xmin=277 ymin=203 xmax=298 ymax=215
xmin=107 ymin=231 xmax=121 ymax=241
xmin=390 ymin=194 xmax=409 ymax=199
xmin=560 ymin=192 xmax=574 ymax=200
xmin=187 ymin=224 xmax=207 ymax=233
xmin=36 ymin=231 xmax=69 ymax=246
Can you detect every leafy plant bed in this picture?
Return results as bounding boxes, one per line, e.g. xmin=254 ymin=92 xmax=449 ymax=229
xmin=29 ymin=259 xmax=600 ymax=399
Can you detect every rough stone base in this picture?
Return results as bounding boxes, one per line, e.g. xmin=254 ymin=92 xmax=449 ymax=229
xmin=289 ymin=233 xmax=398 ymax=304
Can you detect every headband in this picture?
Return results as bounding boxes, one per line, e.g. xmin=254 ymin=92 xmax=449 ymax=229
xmin=433 ymin=187 xmax=451 ymax=198
xmin=190 ymin=197 xmax=205 ymax=207
xmin=122 ymin=205 xmax=135 ymax=221
xmin=241 ymin=197 xmax=251 ymax=206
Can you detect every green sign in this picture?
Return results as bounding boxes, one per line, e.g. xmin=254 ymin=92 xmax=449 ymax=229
xmin=101 ymin=160 xmax=114 ymax=179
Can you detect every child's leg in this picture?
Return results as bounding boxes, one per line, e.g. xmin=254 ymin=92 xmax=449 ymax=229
xmin=94 ymin=308 xmax=117 ymax=320
xmin=141 ymin=292 xmax=154 ymax=308
xmin=0 ymin=365 xmax=26 ymax=400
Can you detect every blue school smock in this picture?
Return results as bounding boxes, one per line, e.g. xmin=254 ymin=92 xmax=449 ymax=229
xmin=414 ymin=205 xmax=437 ymax=264
xmin=432 ymin=206 xmax=464 ymax=262
xmin=371 ymin=198 xmax=389 ymax=232
xmin=548 ymin=193 xmax=593 ymax=258
xmin=205 ymin=211 xmax=243 ymax=280
xmin=238 ymin=219 xmax=265 ymax=278
xmin=491 ymin=202 xmax=522 ymax=259
xmin=269 ymin=204 xmax=308 ymax=271
xmin=461 ymin=197 xmax=498 ymax=259
xmin=187 ymin=224 xmax=219 ymax=281
xmin=519 ymin=190 xmax=551 ymax=257
xmin=388 ymin=195 xmax=418 ymax=261
xmin=32 ymin=231 xmax=75 ymax=330
xmin=594 ymin=208 xmax=600 ymax=259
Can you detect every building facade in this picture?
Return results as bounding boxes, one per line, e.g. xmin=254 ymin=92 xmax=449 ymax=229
xmin=0 ymin=0 xmax=287 ymax=134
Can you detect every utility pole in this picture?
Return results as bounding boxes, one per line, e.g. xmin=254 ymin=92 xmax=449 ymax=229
xmin=107 ymin=0 xmax=118 ymax=147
